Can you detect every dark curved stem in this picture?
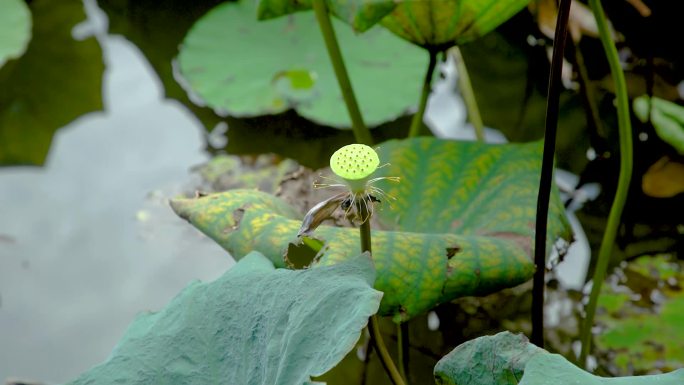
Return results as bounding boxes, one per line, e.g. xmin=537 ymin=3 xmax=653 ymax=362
xmin=312 ymin=0 xmax=373 ymax=145
xmin=580 ymin=0 xmax=633 ymax=367
xmin=408 ymin=49 xmax=438 ymax=138
xmin=532 ymin=0 xmax=572 ymax=347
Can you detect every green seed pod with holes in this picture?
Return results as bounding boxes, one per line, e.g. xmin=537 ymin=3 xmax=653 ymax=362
xmin=330 ymin=144 xmax=380 ymax=193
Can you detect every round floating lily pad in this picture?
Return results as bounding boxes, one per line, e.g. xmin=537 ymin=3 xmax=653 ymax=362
xmin=177 ymin=0 xmax=427 ymax=128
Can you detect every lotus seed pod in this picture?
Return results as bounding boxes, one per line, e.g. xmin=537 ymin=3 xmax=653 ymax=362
xmin=330 ymin=144 xmax=380 ymax=181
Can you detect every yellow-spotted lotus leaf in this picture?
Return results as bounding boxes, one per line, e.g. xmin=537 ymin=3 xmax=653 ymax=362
xmin=380 ymin=0 xmax=531 ymax=48
xmin=0 ymin=0 xmax=31 ymax=68
xmin=171 ymin=138 xmax=572 ymax=321
xmin=257 ymin=0 xmax=397 ymax=32
xmin=67 ymin=251 xmax=381 ymax=385
xmin=177 ymin=0 xmax=426 ymax=128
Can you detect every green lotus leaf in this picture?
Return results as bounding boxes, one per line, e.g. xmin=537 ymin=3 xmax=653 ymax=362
xmin=0 ymin=0 xmax=104 ymax=165
xmin=0 ymin=0 xmax=31 ymax=68
xmin=380 ymin=0 xmax=531 ymax=48
xmin=172 ymin=138 xmax=571 ymax=321
xmin=257 ymin=0 xmax=397 ymax=32
xmin=67 ymin=251 xmax=381 ymax=384
xmin=519 ymin=354 xmax=684 ymax=385
xmin=634 ymin=96 xmax=684 ymax=154
xmin=434 ymin=331 xmax=545 ymax=385
xmin=434 ymin=332 xmax=684 ymax=385
xmin=177 ymin=0 xmax=426 ymax=128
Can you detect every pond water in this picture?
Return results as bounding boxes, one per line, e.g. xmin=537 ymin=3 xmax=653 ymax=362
xmin=0 ymin=29 xmax=232 ymax=383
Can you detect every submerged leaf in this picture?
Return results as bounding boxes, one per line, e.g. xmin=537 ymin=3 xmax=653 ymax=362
xmin=380 ymin=0 xmax=531 ymax=48
xmin=595 ymin=255 xmax=684 ymax=375
xmin=177 ymin=0 xmax=426 ymax=128
xmin=67 ymin=251 xmax=381 ymax=384
xmin=171 ymin=138 xmax=572 ymax=321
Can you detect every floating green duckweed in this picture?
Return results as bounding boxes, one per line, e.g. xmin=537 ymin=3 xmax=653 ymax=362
xmin=330 ymin=144 xmax=380 ymax=180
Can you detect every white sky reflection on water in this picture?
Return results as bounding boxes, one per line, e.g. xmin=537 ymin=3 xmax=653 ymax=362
xmin=0 ymin=10 xmax=233 ymax=382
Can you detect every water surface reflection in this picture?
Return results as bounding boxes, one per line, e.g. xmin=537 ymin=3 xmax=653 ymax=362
xmin=0 ymin=32 xmax=232 ymax=383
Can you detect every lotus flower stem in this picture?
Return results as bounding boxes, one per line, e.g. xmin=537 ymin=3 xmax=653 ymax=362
xmin=359 ymin=204 xmax=373 ymax=254
xmin=359 ymin=201 xmax=407 ymax=385
xmin=312 ymin=0 xmax=373 ymax=146
xmin=408 ymin=49 xmax=438 ymax=138
xmin=532 ymin=0 xmax=572 ymax=347
xmin=580 ymin=0 xmax=633 ymax=367
xmin=451 ymin=46 xmax=484 ymax=141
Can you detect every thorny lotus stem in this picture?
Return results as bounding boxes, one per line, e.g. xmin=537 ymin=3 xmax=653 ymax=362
xmin=451 ymin=47 xmax=484 ymax=141
xmin=532 ymin=0 xmax=572 ymax=347
xmin=358 ymin=200 xmax=407 ymax=385
xmin=408 ymin=49 xmax=438 ymax=138
xmin=312 ymin=0 xmax=373 ymax=146
xmin=580 ymin=0 xmax=633 ymax=367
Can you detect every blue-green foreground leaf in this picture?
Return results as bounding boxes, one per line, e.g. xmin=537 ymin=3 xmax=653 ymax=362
xmin=434 ymin=331 xmax=545 ymax=385
xmin=66 ymin=251 xmax=382 ymax=385
xmin=520 ymin=354 xmax=684 ymax=385
xmin=434 ymin=332 xmax=684 ymax=385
